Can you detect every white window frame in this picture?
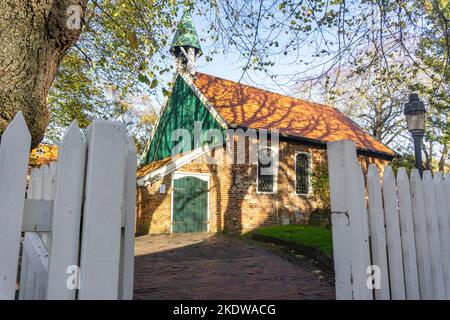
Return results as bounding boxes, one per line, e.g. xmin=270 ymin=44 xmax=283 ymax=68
xmin=294 ymin=151 xmax=312 ymax=196
xmin=256 ymin=146 xmax=278 ymax=194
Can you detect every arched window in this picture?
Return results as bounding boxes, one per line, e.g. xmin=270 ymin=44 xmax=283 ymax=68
xmin=257 ymin=148 xmax=275 ymax=193
xmin=296 ymin=153 xmax=310 ymax=195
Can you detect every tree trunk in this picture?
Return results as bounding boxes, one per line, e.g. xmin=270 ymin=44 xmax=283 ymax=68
xmin=0 ymin=0 xmax=87 ymax=149
xmin=439 ymin=113 xmax=450 ymax=172
xmin=424 ymin=140 xmax=434 ymax=171
xmin=438 ymin=142 xmax=448 ymax=172
xmin=372 ymin=90 xmax=385 ymax=141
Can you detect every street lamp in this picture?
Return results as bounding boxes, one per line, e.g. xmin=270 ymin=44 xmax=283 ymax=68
xmin=404 ymin=93 xmax=426 ymax=176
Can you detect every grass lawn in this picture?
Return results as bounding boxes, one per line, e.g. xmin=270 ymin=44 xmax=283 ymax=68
xmin=255 ymin=225 xmax=333 ymax=255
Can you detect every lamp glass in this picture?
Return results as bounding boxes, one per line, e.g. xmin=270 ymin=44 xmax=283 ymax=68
xmin=406 ymin=112 xmax=426 ymax=132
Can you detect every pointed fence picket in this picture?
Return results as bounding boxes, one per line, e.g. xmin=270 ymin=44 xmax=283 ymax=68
xmin=396 ymin=168 xmax=420 ymax=300
xmin=119 ymin=138 xmax=137 ymax=300
xmin=367 ymin=165 xmax=390 ymax=300
xmin=78 ymin=121 xmax=127 ymax=300
xmin=410 ymin=169 xmax=434 ymax=299
xmin=328 ymin=140 xmax=450 ymax=300
xmin=327 ymin=141 xmax=372 ymax=300
xmin=40 ymin=164 xmax=54 ymax=250
xmin=434 ymin=173 xmax=450 ymax=299
xmin=423 ymin=171 xmax=446 ymax=299
xmin=382 ymin=166 xmax=406 ymax=300
xmin=19 ymin=166 xmax=42 ymax=300
xmin=19 ymin=162 xmax=57 ymax=300
xmin=46 ymin=122 xmax=86 ymax=300
xmin=0 ymin=113 xmax=136 ymax=300
xmin=0 ymin=112 xmax=31 ymax=300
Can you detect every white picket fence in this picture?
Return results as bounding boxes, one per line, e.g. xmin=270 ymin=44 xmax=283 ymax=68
xmin=328 ymin=140 xmax=450 ymax=300
xmin=0 ymin=112 xmax=137 ymax=300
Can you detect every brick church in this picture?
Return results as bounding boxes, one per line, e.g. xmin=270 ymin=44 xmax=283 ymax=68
xmin=135 ymin=13 xmax=396 ymax=235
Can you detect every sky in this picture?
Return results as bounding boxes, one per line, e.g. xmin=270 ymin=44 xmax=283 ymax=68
xmin=138 ymin=13 xmax=414 ymax=156
xmin=156 ymin=13 xmax=318 ymax=100
xmin=139 ymin=13 xmax=303 ymax=113
xmin=98 ymin=8 xmax=334 ymax=142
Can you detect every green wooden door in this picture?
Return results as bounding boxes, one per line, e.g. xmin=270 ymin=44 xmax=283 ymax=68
xmin=172 ymin=176 xmax=208 ymax=233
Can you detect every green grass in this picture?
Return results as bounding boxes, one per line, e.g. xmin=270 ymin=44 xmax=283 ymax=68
xmin=255 ymin=225 xmax=333 ymax=255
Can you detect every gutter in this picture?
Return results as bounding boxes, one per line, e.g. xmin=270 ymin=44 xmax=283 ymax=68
xmin=229 ymin=124 xmax=397 ymax=161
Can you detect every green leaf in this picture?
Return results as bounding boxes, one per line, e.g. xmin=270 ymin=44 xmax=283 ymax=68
xmin=128 ymin=31 xmax=139 ymax=49
xmin=138 ymin=73 xmax=151 ymax=85
xmin=150 ymin=79 xmax=158 ymax=89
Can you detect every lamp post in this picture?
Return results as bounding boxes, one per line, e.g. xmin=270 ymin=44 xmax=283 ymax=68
xmin=404 ymin=93 xmax=426 ymax=176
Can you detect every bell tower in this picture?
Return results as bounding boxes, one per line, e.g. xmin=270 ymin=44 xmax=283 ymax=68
xmin=170 ymin=11 xmax=202 ymax=76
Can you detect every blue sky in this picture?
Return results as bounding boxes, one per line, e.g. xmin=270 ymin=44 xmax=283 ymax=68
xmin=141 ymin=12 xmax=330 ymax=115
xmin=179 ymin=14 xmax=315 ymax=97
xmin=133 ymin=10 xmax=419 ymax=156
xmin=143 ymin=13 xmax=306 ymax=110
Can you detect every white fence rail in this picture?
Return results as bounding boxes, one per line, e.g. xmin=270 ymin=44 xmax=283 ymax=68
xmin=0 ymin=112 xmax=136 ymax=300
xmin=328 ymin=140 xmax=450 ymax=300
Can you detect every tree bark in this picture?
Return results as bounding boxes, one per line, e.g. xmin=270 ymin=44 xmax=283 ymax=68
xmin=438 ymin=142 xmax=448 ymax=172
xmin=439 ymin=113 xmax=450 ymax=172
xmin=424 ymin=139 xmax=433 ymax=171
xmin=0 ymin=0 xmax=87 ymax=148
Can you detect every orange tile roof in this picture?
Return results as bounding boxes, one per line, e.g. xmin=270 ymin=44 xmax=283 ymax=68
xmin=137 ymin=150 xmax=190 ymax=178
xmin=137 ymin=156 xmax=172 ymax=178
xmin=194 ymin=73 xmax=395 ymax=157
xmin=29 ymin=144 xmax=58 ymax=167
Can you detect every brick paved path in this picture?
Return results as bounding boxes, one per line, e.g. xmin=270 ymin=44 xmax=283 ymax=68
xmin=134 ymin=233 xmax=335 ymax=300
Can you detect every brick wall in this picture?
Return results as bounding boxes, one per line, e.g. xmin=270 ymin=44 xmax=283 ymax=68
xmin=136 ymin=138 xmax=390 ymax=235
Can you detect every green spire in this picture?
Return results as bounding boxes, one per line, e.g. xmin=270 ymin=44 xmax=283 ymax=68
xmin=170 ymin=11 xmax=202 ymax=57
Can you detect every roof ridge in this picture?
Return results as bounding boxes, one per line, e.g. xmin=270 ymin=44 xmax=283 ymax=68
xmin=195 ymin=72 xmax=336 ymax=111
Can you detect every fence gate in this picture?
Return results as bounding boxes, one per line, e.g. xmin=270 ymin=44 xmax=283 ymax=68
xmin=0 ymin=112 xmax=136 ymax=300
xmin=328 ymin=140 xmax=450 ymax=300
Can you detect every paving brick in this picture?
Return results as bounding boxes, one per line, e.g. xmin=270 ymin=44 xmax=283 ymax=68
xmin=134 ymin=233 xmax=335 ymax=300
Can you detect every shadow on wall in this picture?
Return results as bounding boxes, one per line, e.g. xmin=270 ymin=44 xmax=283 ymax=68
xmin=222 ymin=138 xmax=328 ymax=233
xmin=135 ymin=188 xmax=152 ymax=236
xmin=136 ymin=162 xmax=222 ymax=236
xmin=135 ymin=141 xmax=331 ymax=235
xmin=135 ymin=148 xmax=386 ymax=236
xmin=136 ymin=72 xmax=393 ymax=235
xmin=136 ymin=173 xmax=173 ymax=235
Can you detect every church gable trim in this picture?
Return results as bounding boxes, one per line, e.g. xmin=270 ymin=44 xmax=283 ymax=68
xmin=144 ymin=73 xmax=226 ymax=164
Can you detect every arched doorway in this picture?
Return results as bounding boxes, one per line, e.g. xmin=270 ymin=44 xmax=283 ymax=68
xmin=171 ymin=173 xmax=209 ymax=233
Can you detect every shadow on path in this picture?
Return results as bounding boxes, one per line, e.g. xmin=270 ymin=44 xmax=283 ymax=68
xmin=134 ymin=233 xmax=335 ymax=300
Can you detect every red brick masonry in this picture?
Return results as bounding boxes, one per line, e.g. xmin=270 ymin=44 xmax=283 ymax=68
xmin=136 ymin=138 xmax=388 ymax=234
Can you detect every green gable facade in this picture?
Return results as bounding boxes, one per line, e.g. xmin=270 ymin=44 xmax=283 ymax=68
xmin=145 ymin=75 xmax=225 ymax=164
